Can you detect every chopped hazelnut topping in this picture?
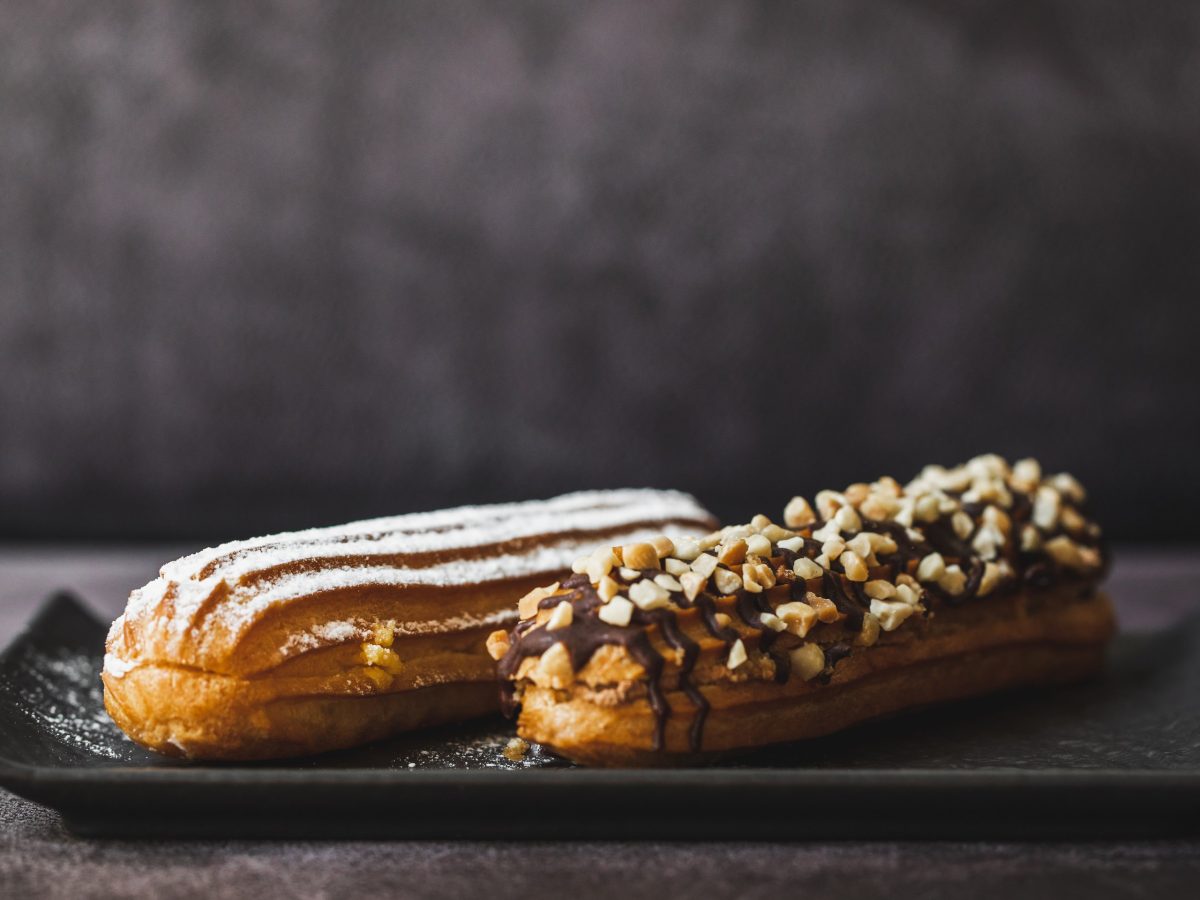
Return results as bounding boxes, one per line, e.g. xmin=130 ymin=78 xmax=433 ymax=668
xmin=518 ymin=582 xmax=560 ymax=620
xmin=745 ymin=534 xmax=773 ymax=558
xmin=778 ymin=536 xmax=805 ymax=553
xmin=654 ymin=572 xmax=683 ymax=593
xmin=1021 ymin=524 xmax=1042 ymax=552
xmin=1060 ymin=506 xmax=1086 ymax=535
xmin=812 ymin=520 xmax=840 ymax=543
xmin=622 ymin=543 xmax=660 ymax=570
xmin=713 ymin=612 xmax=733 ymax=629
xmin=486 ymin=630 xmax=510 ymax=661
xmin=983 ymin=504 xmax=1012 ymax=535
xmin=597 ymin=574 xmax=619 ymax=603
xmin=789 ymin=643 xmax=826 ymax=681
xmin=726 ymin=639 xmax=748 ymax=670
xmin=972 ymin=523 xmax=1005 ymax=561
xmin=536 ymin=642 xmax=573 ymax=689
xmin=762 ymin=524 xmax=794 ymax=543
xmin=844 ymin=482 xmax=870 ymax=506
xmin=864 ymin=579 xmax=897 ymax=600
xmin=784 ymin=496 xmax=817 ymax=528
xmin=845 ymin=533 xmax=878 ymax=565
xmin=859 ymin=494 xmax=892 ymax=520
xmin=815 ymin=490 xmax=847 ymax=520
xmin=793 ymin=557 xmax=824 ymax=580
xmin=629 ymin=578 xmax=671 ymax=610
xmin=672 ymin=538 xmax=702 ymax=562
xmin=822 ymin=537 xmax=846 ymax=561
xmin=917 ymin=553 xmax=946 ymax=583
xmin=619 ymin=566 xmax=640 ymax=581
xmin=834 ymin=505 xmax=862 ymax=534
xmin=598 ymin=596 xmax=634 ymax=627
xmin=546 ymin=600 xmax=573 ymax=630
xmin=586 ymin=550 xmax=617 ymax=584
xmin=742 ymin=561 xmax=777 ymax=593
xmin=864 ymin=531 xmax=898 ymax=554
xmin=857 ymin=612 xmax=881 ymax=646
xmin=650 ymin=535 xmax=675 ymax=559
xmin=712 ymin=567 xmax=744 ymax=595
xmin=1044 ymin=535 xmax=1085 ymax=569
xmin=977 ymin=561 xmax=1002 ymax=597
xmin=1011 ymin=457 xmax=1042 ymax=491
xmin=939 ymin=564 xmax=967 ymax=596
xmin=1033 ymin=486 xmax=1061 ymax=531
xmin=776 ymin=601 xmax=817 ymax=637
xmin=875 ymin=475 xmax=903 ymax=497
xmin=664 ymin=557 xmax=691 ymax=576
xmin=915 ymin=494 xmax=941 ymax=522
xmin=840 ymin=550 xmax=869 ymax=581
xmin=722 ymin=524 xmax=751 ymax=541
xmin=807 ymin=594 xmax=840 ymax=623
xmin=750 ymin=513 xmax=772 ymax=531
xmin=894 ymin=583 xmax=922 ymax=606
xmin=870 ymin=598 xmax=915 ymax=631
xmin=690 ymin=552 xmax=719 ymax=579
xmin=952 ymin=510 xmax=975 ymax=540
xmin=679 ymin=571 xmax=707 ymax=602
xmin=1051 ymin=472 xmax=1086 ymax=503
xmin=718 ymin=539 xmax=748 ymax=566
xmin=963 ymin=476 xmax=1012 ymax=508
xmin=759 ymin=612 xmax=786 ymax=632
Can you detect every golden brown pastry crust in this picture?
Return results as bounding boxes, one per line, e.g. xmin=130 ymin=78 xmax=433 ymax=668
xmin=104 ymin=668 xmax=500 ymax=761
xmin=514 ymin=589 xmax=1114 ymax=766
xmin=102 ymin=490 xmax=716 ymax=759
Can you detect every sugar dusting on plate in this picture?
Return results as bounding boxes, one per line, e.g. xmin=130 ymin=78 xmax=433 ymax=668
xmin=379 ymin=729 xmax=568 ymax=770
xmin=8 ymin=646 xmax=132 ymax=761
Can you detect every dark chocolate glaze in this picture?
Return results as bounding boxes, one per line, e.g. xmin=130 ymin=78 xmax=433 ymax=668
xmin=813 ymin=641 xmax=853 ymax=685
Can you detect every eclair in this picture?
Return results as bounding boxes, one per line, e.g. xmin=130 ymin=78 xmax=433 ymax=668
xmin=102 ymin=489 xmax=716 ymax=760
xmin=491 ymin=456 xmax=1114 ymax=766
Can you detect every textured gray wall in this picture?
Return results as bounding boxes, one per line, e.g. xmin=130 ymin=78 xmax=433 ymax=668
xmin=2 ymin=1 xmax=1198 ymax=541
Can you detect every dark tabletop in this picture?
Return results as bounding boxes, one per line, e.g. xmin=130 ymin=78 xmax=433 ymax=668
xmin=1 ymin=545 xmax=1198 ymax=899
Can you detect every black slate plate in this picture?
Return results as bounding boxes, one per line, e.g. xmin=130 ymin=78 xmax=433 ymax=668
xmin=1 ymin=593 xmax=1198 ymax=839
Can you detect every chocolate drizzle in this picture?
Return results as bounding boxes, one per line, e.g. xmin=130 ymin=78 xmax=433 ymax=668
xmin=823 ymin=570 xmax=869 ymax=626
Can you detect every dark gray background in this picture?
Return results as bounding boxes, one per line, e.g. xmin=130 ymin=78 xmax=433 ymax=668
xmin=2 ymin=0 xmax=1198 ymax=542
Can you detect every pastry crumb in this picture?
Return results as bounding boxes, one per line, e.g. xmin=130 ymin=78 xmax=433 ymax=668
xmin=502 ymin=737 xmax=530 ymax=761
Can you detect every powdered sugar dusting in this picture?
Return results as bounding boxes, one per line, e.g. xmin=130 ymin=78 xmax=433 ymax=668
xmin=102 ymin=651 xmax=139 ymax=678
xmin=384 ymin=731 xmax=568 ymax=769
xmin=123 ymin=491 xmax=712 ymax=643
xmin=393 ymin=607 xmax=518 ymax=637
xmin=9 ymin=647 xmax=131 ymax=760
xmin=212 ymin=526 xmax=687 ymax=642
xmin=161 ymin=489 xmax=708 ymax=585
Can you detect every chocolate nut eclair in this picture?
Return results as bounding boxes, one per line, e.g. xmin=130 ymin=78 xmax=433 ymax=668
xmin=491 ymin=456 xmax=1114 ymax=766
